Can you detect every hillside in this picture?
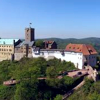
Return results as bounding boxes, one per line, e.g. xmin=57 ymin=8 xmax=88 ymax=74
xmin=37 ymin=37 xmax=100 ymax=53
xmin=0 ymin=58 xmax=78 ymax=100
xmin=67 ymin=79 xmax=100 ymax=100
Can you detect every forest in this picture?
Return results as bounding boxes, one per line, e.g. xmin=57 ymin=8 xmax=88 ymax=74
xmin=0 ymin=57 xmax=100 ymax=100
xmin=0 ymin=57 xmax=80 ymax=100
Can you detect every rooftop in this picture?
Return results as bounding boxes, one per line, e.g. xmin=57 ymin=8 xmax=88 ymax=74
xmin=65 ymin=43 xmax=97 ymax=55
xmin=43 ymin=40 xmax=54 ymax=44
xmin=33 ymin=47 xmax=83 ymax=54
xmin=15 ymin=41 xmax=34 ymax=47
xmin=0 ymin=39 xmax=19 ymax=45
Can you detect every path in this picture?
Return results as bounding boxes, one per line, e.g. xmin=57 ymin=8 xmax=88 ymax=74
xmin=62 ymin=80 xmax=85 ymax=100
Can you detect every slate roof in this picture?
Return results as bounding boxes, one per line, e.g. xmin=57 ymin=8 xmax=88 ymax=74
xmin=15 ymin=41 xmax=34 ymax=47
xmin=65 ymin=43 xmax=97 ymax=55
xmin=0 ymin=39 xmax=19 ymax=45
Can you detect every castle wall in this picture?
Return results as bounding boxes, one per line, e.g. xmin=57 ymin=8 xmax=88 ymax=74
xmin=32 ymin=49 xmax=84 ymax=69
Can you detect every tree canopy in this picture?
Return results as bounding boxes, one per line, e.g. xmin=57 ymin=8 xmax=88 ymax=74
xmin=0 ymin=57 xmax=80 ymax=100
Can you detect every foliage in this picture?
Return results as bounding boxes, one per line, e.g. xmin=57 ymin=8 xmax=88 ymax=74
xmin=54 ymin=94 xmax=62 ymax=100
xmin=0 ymin=57 xmax=78 ymax=100
xmin=82 ymin=79 xmax=94 ymax=94
xmin=67 ymin=80 xmax=100 ymax=100
xmin=87 ymin=92 xmax=100 ymax=100
xmin=46 ymin=66 xmax=58 ymax=78
xmin=35 ymin=40 xmax=44 ymax=48
xmin=14 ymin=80 xmax=38 ymax=100
xmin=0 ymin=85 xmax=15 ymax=100
xmin=36 ymin=37 xmax=100 ymax=51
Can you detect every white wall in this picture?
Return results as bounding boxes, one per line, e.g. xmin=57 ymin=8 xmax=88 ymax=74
xmin=32 ymin=49 xmax=84 ymax=69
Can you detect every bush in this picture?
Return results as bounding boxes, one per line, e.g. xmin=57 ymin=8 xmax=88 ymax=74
xmin=54 ymin=94 xmax=62 ymax=100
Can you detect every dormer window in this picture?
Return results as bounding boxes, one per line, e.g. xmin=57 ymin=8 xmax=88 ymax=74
xmin=89 ymin=50 xmax=92 ymax=54
xmin=77 ymin=47 xmax=79 ymax=49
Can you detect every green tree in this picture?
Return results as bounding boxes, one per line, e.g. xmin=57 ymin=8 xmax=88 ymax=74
xmin=14 ymin=80 xmax=38 ymax=100
xmin=54 ymin=94 xmax=62 ymax=100
xmin=82 ymin=79 xmax=94 ymax=94
xmin=88 ymin=92 xmax=100 ymax=100
xmin=46 ymin=66 xmax=58 ymax=78
xmin=35 ymin=40 xmax=44 ymax=48
xmin=0 ymin=85 xmax=15 ymax=100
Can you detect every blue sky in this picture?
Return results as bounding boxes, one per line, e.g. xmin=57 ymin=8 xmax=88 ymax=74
xmin=0 ymin=0 xmax=100 ymax=39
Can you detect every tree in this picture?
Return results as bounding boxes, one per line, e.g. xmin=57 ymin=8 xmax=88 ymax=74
xmin=46 ymin=66 xmax=58 ymax=78
xmin=54 ymin=94 xmax=62 ymax=100
xmin=14 ymin=81 xmax=38 ymax=100
xmin=32 ymin=57 xmax=47 ymax=76
xmin=82 ymin=79 xmax=94 ymax=94
xmin=35 ymin=40 xmax=44 ymax=48
xmin=0 ymin=85 xmax=15 ymax=100
xmin=87 ymin=92 xmax=100 ymax=100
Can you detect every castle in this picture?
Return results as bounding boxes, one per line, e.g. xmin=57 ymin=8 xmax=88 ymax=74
xmin=0 ymin=26 xmax=97 ymax=69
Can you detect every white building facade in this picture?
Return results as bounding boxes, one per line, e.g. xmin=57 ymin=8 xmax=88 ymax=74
xmin=32 ymin=48 xmax=85 ymax=69
xmin=66 ymin=43 xmax=97 ymax=68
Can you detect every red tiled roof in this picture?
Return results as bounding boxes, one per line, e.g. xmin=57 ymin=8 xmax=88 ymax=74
xmin=65 ymin=43 xmax=97 ymax=55
xmin=44 ymin=40 xmax=54 ymax=44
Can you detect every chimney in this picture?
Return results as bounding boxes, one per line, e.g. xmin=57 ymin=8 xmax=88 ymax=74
xmin=13 ymin=40 xmax=15 ymax=47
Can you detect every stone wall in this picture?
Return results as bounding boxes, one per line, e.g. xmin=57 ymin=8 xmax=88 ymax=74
xmin=14 ymin=53 xmax=33 ymax=61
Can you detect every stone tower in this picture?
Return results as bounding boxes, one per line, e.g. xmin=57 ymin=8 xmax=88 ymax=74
xmin=25 ymin=27 xmax=35 ymax=42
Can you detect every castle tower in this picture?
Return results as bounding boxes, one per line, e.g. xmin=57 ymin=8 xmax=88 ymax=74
xmin=25 ymin=27 xmax=35 ymax=42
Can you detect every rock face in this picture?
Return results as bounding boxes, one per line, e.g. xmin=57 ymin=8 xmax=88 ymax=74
xmin=86 ymin=66 xmax=98 ymax=81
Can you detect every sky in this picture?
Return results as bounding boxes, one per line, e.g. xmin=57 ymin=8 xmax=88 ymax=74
xmin=0 ymin=0 xmax=100 ymax=39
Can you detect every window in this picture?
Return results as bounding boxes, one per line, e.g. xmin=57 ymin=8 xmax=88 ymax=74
xmin=9 ymin=49 xmax=12 ymax=51
xmin=73 ymin=47 xmax=75 ymax=49
xmin=77 ymin=47 xmax=79 ymax=49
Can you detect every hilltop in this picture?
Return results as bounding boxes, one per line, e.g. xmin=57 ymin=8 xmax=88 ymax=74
xmin=36 ymin=37 xmax=100 ymax=53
